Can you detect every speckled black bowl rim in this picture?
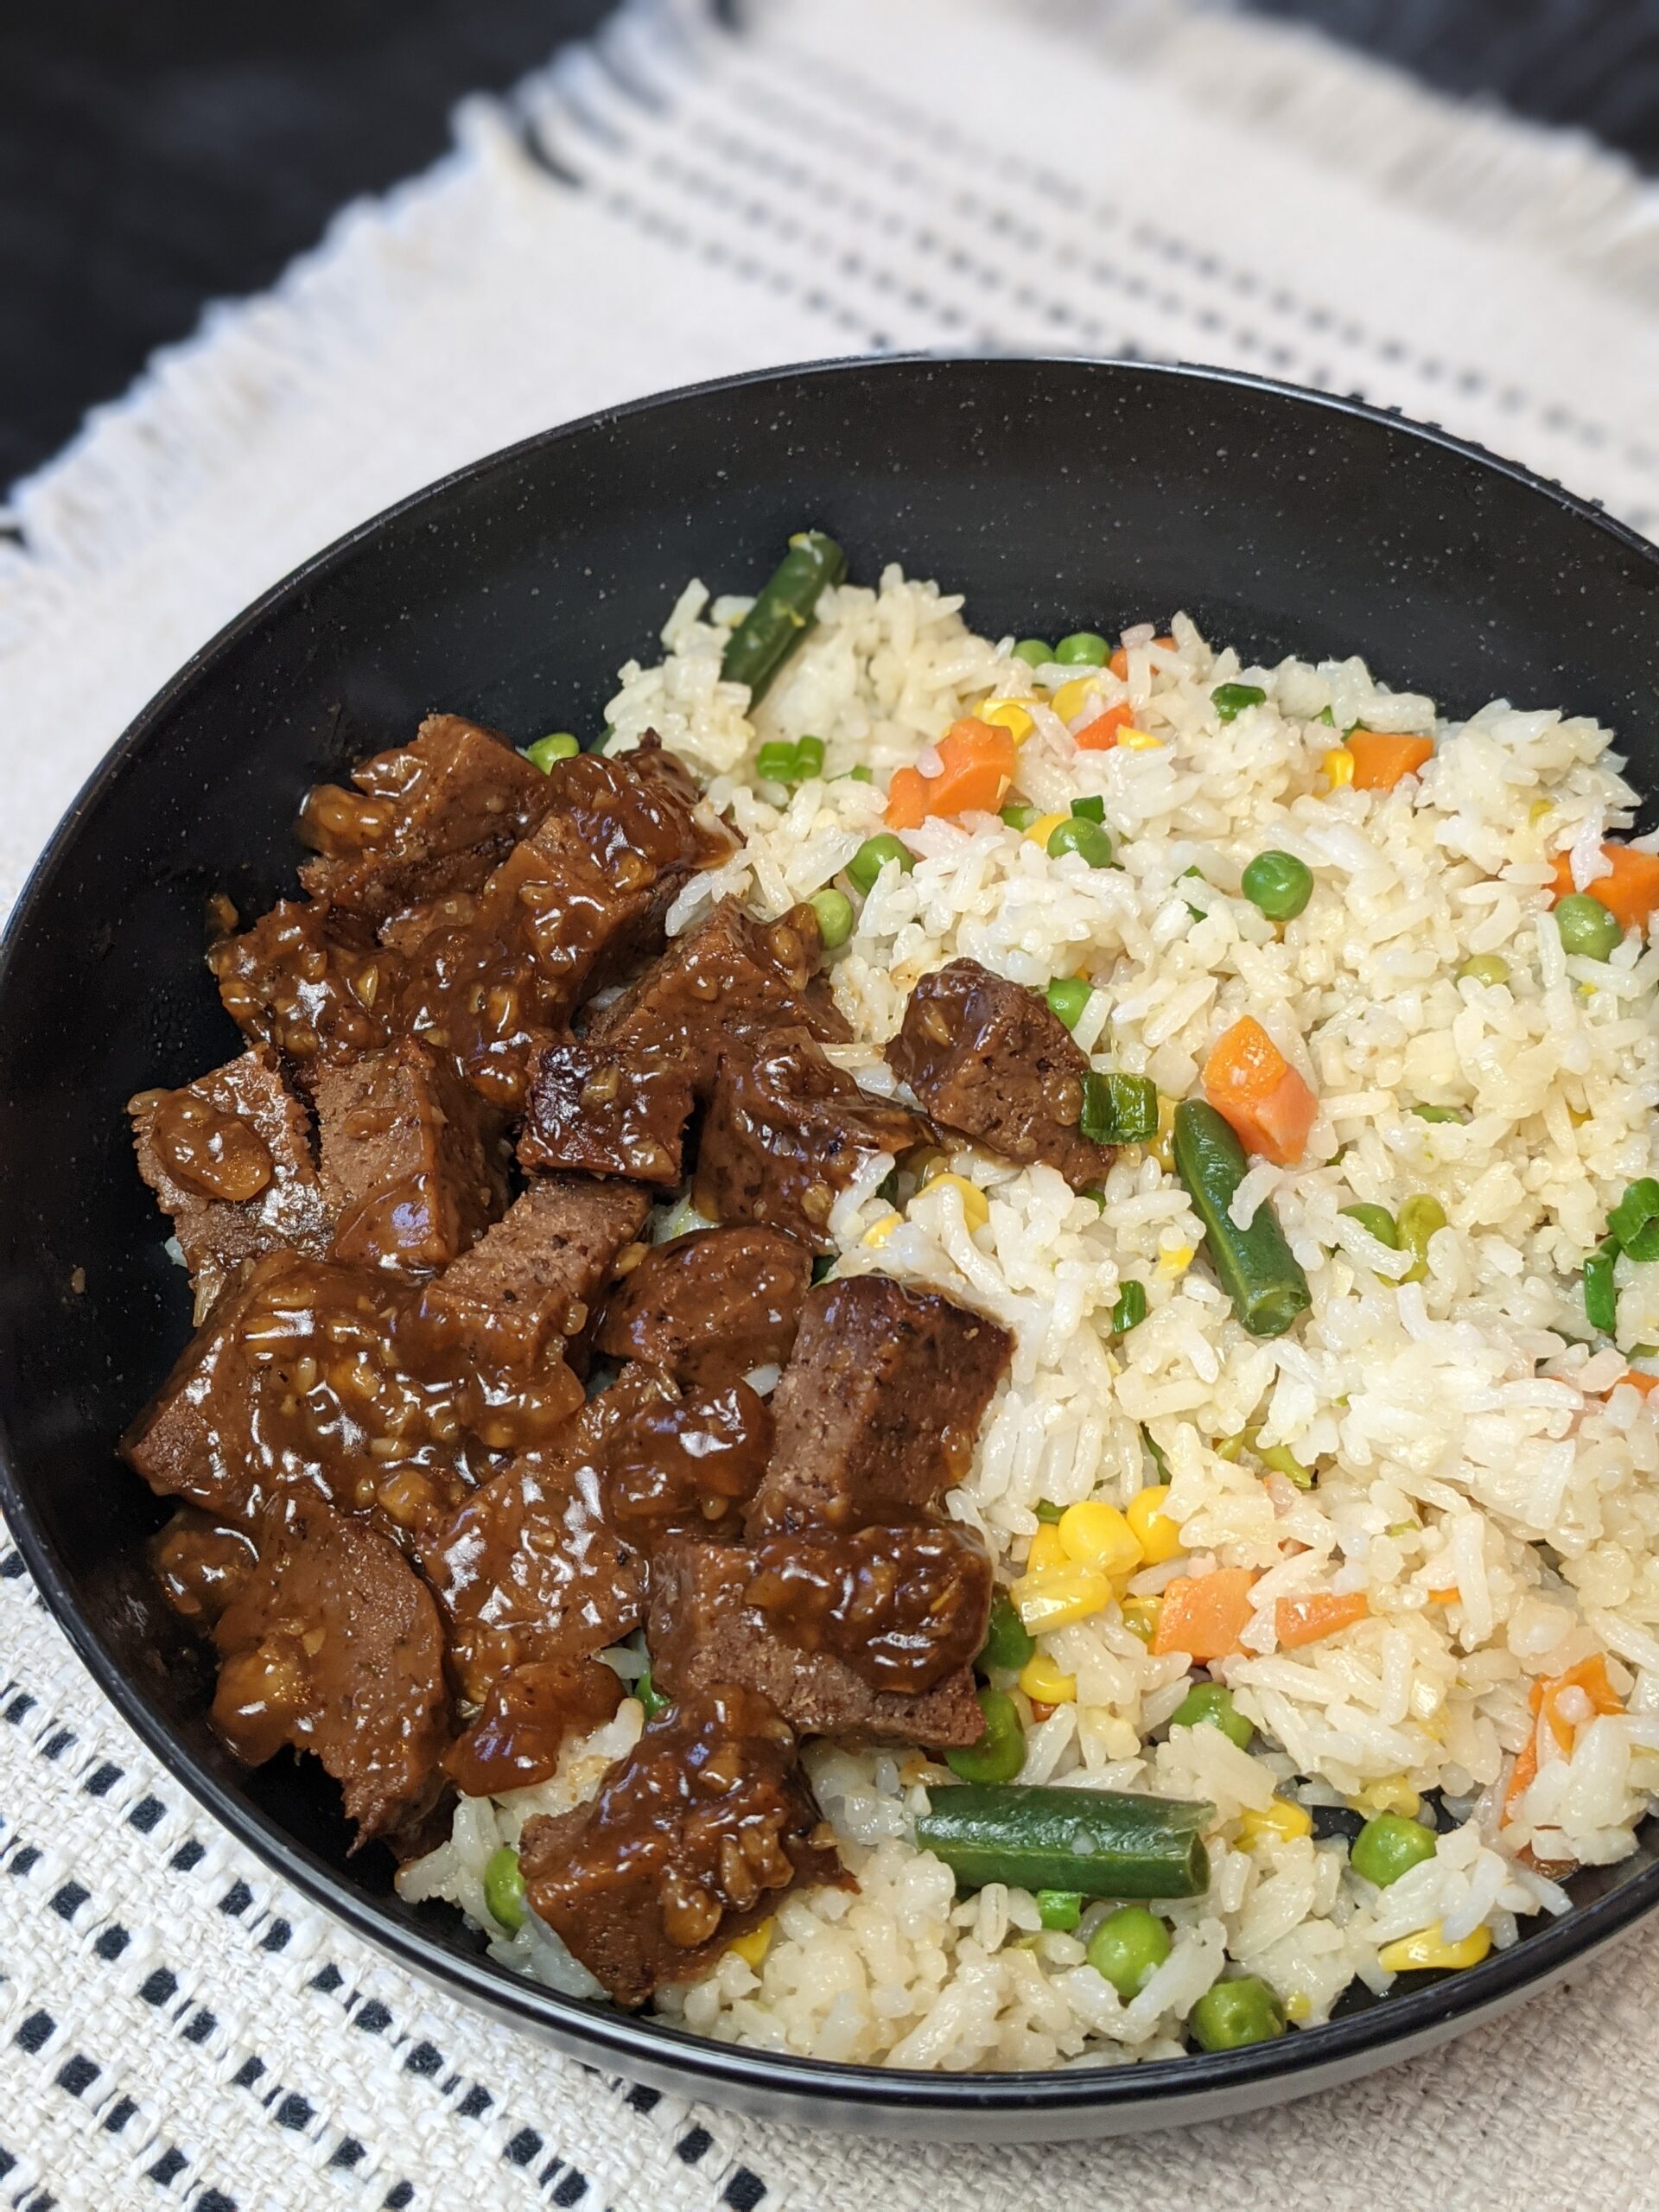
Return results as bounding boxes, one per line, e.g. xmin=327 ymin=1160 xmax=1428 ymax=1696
xmin=4 ymin=353 xmax=1659 ymax=2128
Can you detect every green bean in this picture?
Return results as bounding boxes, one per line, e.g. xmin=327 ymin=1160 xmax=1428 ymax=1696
xmin=1212 ymin=682 xmax=1267 ymax=722
xmin=524 ymin=732 xmax=580 ymax=772
xmin=916 ymin=1783 xmax=1213 ymax=1899
xmin=944 ymin=1690 xmax=1027 ymax=1785
xmin=1168 ymin=1683 xmax=1252 ymax=1751
xmin=808 ymin=887 xmax=854 ymax=950
xmin=978 ymin=1591 xmax=1035 ymax=1674
xmin=1584 ymin=1236 xmax=1619 ymax=1336
xmin=1038 ymin=1890 xmax=1084 ymax=1931
xmin=484 ymin=1846 xmax=528 ymax=1932
xmin=1396 ymin=1194 xmax=1447 ymax=1286
xmin=1086 ymin=1905 xmax=1171 ymax=1996
xmin=846 ymin=833 xmax=914 ymax=895
xmin=1350 ymin=1814 xmax=1437 ymax=1888
xmin=1172 ymin=1101 xmax=1312 ymax=1338
xmin=721 ymin=531 xmax=848 ymax=702
xmin=1079 ymin=1071 xmax=1158 ymax=1145
xmin=1189 ymin=1975 xmax=1285 ymax=2050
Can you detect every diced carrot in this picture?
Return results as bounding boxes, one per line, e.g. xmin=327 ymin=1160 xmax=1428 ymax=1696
xmin=1202 ymin=1015 xmax=1319 ymax=1166
xmin=884 ymin=766 xmax=927 ymax=830
xmin=885 ymin=719 xmax=1014 ymax=830
xmin=1074 ymin=703 xmax=1133 ymax=752
xmin=1615 ymin=1369 xmax=1659 ymax=1399
xmin=1150 ymin=1567 xmax=1257 ymax=1659
xmin=1427 ymin=1586 xmax=1460 ymax=1605
xmin=1346 ymin=730 xmax=1434 ymax=791
xmin=1275 ymin=1591 xmax=1369 ymax=1649
xmin=1548 ymin=842 xmax=1659 ymax=929
xmin=1108 ymin=634 xmax=1174 ymax=681
xmin=1503 ymin=1655 xmax=1623 ymax=1816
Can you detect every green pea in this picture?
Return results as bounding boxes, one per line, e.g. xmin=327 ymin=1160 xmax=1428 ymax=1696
xmin=1046 ymin=976 xmax=1092 ymax=1031
xmin=1055 ymin=632 xmax=1110 ymax=666
xmin=978 ymin=1590 xmax=1035 ymax=1674
xmin=1033 ymin=1499 xmax=1065 ymax=1524
xmin=1071 ymin=795 xmax=1106 ymax=823
xmin=1168 ymin=1682 xmax=1252 ymax=1751
xmin=1396 ymin=1194 xmax=1447 ymax=1284
xmin=1086 ymin=1905 xmax=1171 ymax=1998
xmin=842 ymin=764 xmax=874 ymax=783
xmin=1411 ymin=1104 xmax=1464 ymax=1124
xmin=944 ymin=1688 xmax=1026 ymax=1784
xmin=1013 ymin=639 xmax=1053 ymax=668
xmin=524 ymin=732 xmax=581 ymax=772
xmin=483 ymin=1846 xmax=528 ymax=1933
xmin=808 ymin=887 xmax=854 ymax=950
xmin=636 ymin=1667 xmax=671 ymax=1720
xmin=1456 ymin=953 xmax=1510 ymax=988
xmin=1001 ymin=803 xmax=1036 ymax=830
xmin=1046 ymin=817 xmax=1115 ymax=868
xmin=1038 ymin=1890 xmax=1084 ymax=1932
xmin=1555 ymin=893 xmax=1621 ymax=961
xmin=1340 ymin=1202 xmax=1399 ymax=1250
xmin=847 ymin=833 xmax=915 ymax=895
xmin=1241 ymin=849 xmax=1313 ymax=922
xmin=1317 ymin=705 xmax=1336 ymax=727
xmin=1211 ymin=682 xmax=1268 ymax=722
xmin=1350 ymin=1814 xmax=1438 ymax=1889
xmin=1189 ymin=1975 xmax=1286 ymax=2050
xmin=1112 ymin=1279 xmax=1148 ymax=1334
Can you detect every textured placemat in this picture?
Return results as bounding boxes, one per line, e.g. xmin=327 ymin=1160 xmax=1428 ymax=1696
xmin=4 ymin=3 xmax=1659 ymax=2206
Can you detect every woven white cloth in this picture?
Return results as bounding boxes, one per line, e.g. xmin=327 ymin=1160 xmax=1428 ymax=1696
xmin=4 ymin=1 xmax=1659 ymax=2204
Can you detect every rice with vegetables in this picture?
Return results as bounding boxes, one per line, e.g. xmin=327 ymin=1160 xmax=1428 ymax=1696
xmin=390 ymin=550 xmax=1659 ymax=2069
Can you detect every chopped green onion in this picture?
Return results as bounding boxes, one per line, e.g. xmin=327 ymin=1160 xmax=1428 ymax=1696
xmin=1000 ymin=803 xmax=1036 ymax=830
xmin=757 ymin=734 xmax=827 ymax=789
xmin=524 ymin=732 xmax=581 ymax=772
xmin=1046 ymin=976 xmax=1092 ymax=1031
xmin=978 ymin=1591 xmax=1035 ymax=1673
xmin=1411 ymin=1103 xmax=1464 ymax=1124
xmin=1212 ymin=682 xmax=1267 ymax=722
xmin=1037 ymin=1889 xmax=1084 ymax=1932
xmin=1317 ymin=706 xmax=1336 ymax=727
xmin=1071 ymin=794 xmax=1106 ymax=823
xmin=1112 ymin=1280 xmax=1148 ymax=1334
xmin=1584 ymin=1237 xmax=1619 ymax=1336
xmin=1609 ymin=1179 xmax=1659 ymax=1262
xmin=841 ymin=764 xmax=874 ymax=783
xmin=636 ymin=1667 xmax=671 ymax=1720
xmin=1142 ymin=1429 xmax=1170 ymax=1478
xmin=1079 ymin=1071 xmax=1159 ymax=1146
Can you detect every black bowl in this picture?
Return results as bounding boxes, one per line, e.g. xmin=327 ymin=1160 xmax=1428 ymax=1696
xmin=3 ymin=355 xmax=1658 ymax=2140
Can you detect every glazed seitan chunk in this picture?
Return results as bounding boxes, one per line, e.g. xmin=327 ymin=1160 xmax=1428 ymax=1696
xmin=210 ymin=1490 xmax=450 ymax=1847
xmin=594 ymin=1225 xmax=812 ymax=1389
xmin=517 ymin=1035 xmax=696 ymax=1185
xmin=416 ymin=1173 xmax=651 ymax=1367
xmin=443 ymin=1656 xmax=625 ymax=1799
xmin=312 ymin=1039 xmax=507 ymax=1273
xmin=209 ymin=899 xmax=400 ymax=1074
xmin=886 ymin=957 xmax=1115 ymax=1192
xmin=693 ymin=1029 xmax=924 ymax=1251
xmin=298 ymin=712 xmax=554 ymax=919
xmin=647 ymin=1531 xmax=989 ymax=1745
xmin=130 ymin=1046 xmax=334 ymax=1313
xmin=746 ymin=1274 xmax=1012 ymax=1535
xmin=518 ymin=1684 xmax=842 ymax=2006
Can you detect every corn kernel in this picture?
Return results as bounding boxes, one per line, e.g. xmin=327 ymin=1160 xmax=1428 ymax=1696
xmin=918 ymin=1173 xmax=990 ymax=1233
xmin=861 ymin=1211 xmax=903 ymax=1248
xmin=1058 ymin=1499 xmax=1141 ymax=1581
xmin=976 ymin=698 xmax=1037 ymax=744
xmin=1120 ymin=1595 xmax=1162 ymax=1643
xmin=1125 ymin=1484 xmax=1184 ymax=1566
xmin=1237 ymin=1796 xmax=1313 ymax=1847
xmin=1010 ymin=1564 xmax=1116 ymax=1633
xmin=1148 ymin=1095 xmax=1177 ymax=1173
xmin=1116 ymin=727 xmax=1163 ymax=752
xmin=1052 ymin=677 xmax=1103 ymax=723
xmin=1025 ymin=1522 xmax=1070 ymax=1575
xmin=1322 ymin=746 xmax=1355 ymax=788
xmin=1353 ymin=1777 xmax=1421 ymax=1818
xmin=727 ymin=1917 xmax=775 ymax=1969
xmin=1376 ymin=1922 xmax=1492 ymax=1974
xmin=1157 ymin=1243 xmax=1194 ymax=1278
xmin=1284 ymin=1991 xmax=1313 ymax=2025
xmin=1529 ymin=799 xmax=1554 ymax=825
xmin=1025 ymin=811 xmax=1070 ymax=848
xmin=1018 ymin=1651 xmax=1077 ymax=1704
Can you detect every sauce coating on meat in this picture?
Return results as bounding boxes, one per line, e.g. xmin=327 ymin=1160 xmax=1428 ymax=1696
xmin=886 ymin=957 xmax=1115 ymax=1192
xmin=594 ymin=1226 xmax=811 ymax=1389
xmin=150 ymin=1510 xmax=257 ymax=1626
xmin=443 ymin=1655 xmax=624 ymax=1798
xmin=601 ymin=1379 xmax=774 ymax=1554
xmin=518 ymin=1684 xmax=842 ymax=2005
xmin=744 ymin=1521 xmax=992 ymax=1693
xmin=211 ymin=1491 xmax=450 ymax=1847
xmin=210 ymin=899 xmax=398 ymax=1073
xmin=518 ymin=1036 xmax=695 ymax=1184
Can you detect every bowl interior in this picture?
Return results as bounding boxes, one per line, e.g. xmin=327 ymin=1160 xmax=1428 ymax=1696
xmin=4 ymin=355 xmax=1659 ymax=2129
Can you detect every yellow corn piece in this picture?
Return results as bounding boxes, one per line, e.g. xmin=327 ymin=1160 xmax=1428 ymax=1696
xmin=1529 ymin=799 xmax=1554 ymax=825
xmin=1322 ymin=747 xmax=1355 ymax=788
xmin=1018 ymin=1651 xmax=1077 ymax=1704
xmin=1125 ymin=1483 xmax=1184 ymax=1566
xmin=1353 ymin=1777 xmax=1421 ymax=1818
xmin=861 ymin=1211 xmax=902 ymax=1248
xmin=1157 ymin=1243 xmax=1194 ymax=1278
xmin=1377 ymin=1923 xmax=1492 ymax=1974
xmin=1025 ymin=811 xmax=1070 ymax=848
xmin=1051 ymin=677 xmax=1102 ymax=723
xmin=1148 ymin=1094 xmax=1178 ymax=1173
xmin=1058 ymin=1499 xmax=1141 ymax=1581
xmin=1010 ymin=1564 xmax=1116 ymax=1633
xmin=1025 ymin=1522 xmax=1070 ymax=1575
xmin=918 ymin=1173 xmax=990 ymax=1233
xmin=1120 ymin=1595 xmax=1162 ymax=1643
xmin=1237 ymin=1797 xmax=1313 ymax=1847
xmin=1284 ymin=1991 xmax=1313 ymax=2025
xmin=1116 ymin=727 xmax=1162 ymax=752
xmin=976 ymin=698 xmax=1037 ymax=744
xmin=727 ymin=1917 xmax=775 ymax=1969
